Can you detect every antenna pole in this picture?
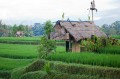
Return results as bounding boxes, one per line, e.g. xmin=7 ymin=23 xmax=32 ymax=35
xmin=92 ymin=10 xmax=93 ymax=22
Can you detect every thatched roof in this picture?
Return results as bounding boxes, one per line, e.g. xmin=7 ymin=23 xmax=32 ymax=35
xmin=51 ymin=20 xmax=107 ymax=42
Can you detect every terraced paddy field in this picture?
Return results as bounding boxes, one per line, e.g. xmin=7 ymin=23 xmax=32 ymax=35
xmin=0 ymin=37 xmax=120 ymax=79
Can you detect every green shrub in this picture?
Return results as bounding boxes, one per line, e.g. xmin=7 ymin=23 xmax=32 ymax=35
xmin=25 ymin=59 xmax=45 ymax=72
xmin=10 ymin=67 xmax=26 ymax=79
xmin=49 ymin=61 xmax=120 ymax=79
xmin=19 ymin=71 xmax=47 ymax=79
xmin=81 ymin=37 xmax=120 ymax=52
xmin=43 ymin=62 xmax=51 ymax=74
xmin=11 ymin=59 xmax=120 ymax=79
xmin=10 ymin=60 xmax=45 ymax=79
xmin=20 ymin=70 xmax=102 ymax=79
xmin=0 ymin=71 xmax=11 ymax=79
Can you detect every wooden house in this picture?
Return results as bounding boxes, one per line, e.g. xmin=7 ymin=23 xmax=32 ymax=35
xmin=50 ymin=20 xmax=107 ymax=52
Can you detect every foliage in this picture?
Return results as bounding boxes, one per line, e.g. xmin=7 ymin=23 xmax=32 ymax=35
xmin=101 ymin=21 xmax=120 ymax=35
xmin=0 ymin=70 xmax=11 ymax=79
xmin=19 ymin=70 xmax=103 ymax=79
xmin=38 ymin=20 xmax=56 ymax=59
xmin=12 ymin=24 xmax=33 ymax=37
xmin=38 ymin=36 xmax=56 ymax=58
xmin=10 ymin=59 xmax=120 ymax=79
xmin=81 ymin=36 xmax=119 ymax=52
xmin=43 ymin=62 xmax=51 ymax=74
xmin=50 ymin=61 xmax=120 ymax=79
xmin=44 ymin=20 xmax=53 ymax=38
xmin=46 ymin=52 xmax=120 ymax=67
xmin=32 ymin=23 xmax=44 ymax=36
xmin=10 ymin=60 xmax=45 ymax=79
xmin=25 ymin=59 xmax=45 ymax=72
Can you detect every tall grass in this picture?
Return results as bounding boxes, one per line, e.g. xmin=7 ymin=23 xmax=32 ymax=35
xmin=0 ymin=57 xmax=34 ymax=70
xmin=111 ymin=35 xmax=120 ymax=39
xmin=96 ymin=46 xmax=120 ymax=54
xmin=46 ymin=52 xmax=120 ymax=67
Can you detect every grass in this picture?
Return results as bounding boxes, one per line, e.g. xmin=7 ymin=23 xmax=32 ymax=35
xmin=46 ymin=52 xmax=120 ymax=67
xmin=0 ymin=43 xmax=38 ymax=59
xmin=96 ymin=45 xmax=120 ymax=54
xmin=0 ymin=57 xmax=34 ymax=70
xmin=0 ymin=37 xmax=41 ymax=41
xmin=0 ymin=37 xmax=65 ymax=45
xmin=0 ymin=43 xmax=65 ymax=59
xmin=111 ymin=35 xmax=120 ymax=39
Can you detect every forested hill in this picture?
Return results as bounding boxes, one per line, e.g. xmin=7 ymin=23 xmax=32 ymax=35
xmin=101 ymin=21 xmax=120 ymax=35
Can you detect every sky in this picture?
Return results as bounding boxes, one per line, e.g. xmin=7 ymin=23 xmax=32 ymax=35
xmin=0 ymin=0 xmax=120 ymax=26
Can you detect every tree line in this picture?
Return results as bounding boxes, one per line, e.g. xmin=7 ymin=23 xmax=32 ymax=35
xmin=101 ymin=21 xmax=120 ymax=36
xmin=0 ymin=20 xmax=44 ymax=37
xmin=0 ymin=20 xmax=120 ymax=37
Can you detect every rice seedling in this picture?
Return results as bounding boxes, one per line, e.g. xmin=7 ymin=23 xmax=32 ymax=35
xmin=46 ymin=52 xmax=120 ymax=67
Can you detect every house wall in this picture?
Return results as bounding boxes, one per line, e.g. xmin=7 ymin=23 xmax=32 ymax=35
xmin=72 ymin=42 xmax=80 ymax=52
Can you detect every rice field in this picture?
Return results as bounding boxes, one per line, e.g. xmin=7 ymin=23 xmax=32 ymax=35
xmin=0 ymin=37 xmax=120 ymax=79
xmin=0 ymin=57 xmax=34 ymax=70
xmin=46 ymin=52 xmax=120 ymax=68
xmin=111 ymin=35 xmax=120 ymax=39
xmin=0 ymin=43 xmax=38 ymax=59
xmin=96 ymin=46 xmax=120 ymax=54
xmin=0 ymin=43 xmax=65 ymax=59
xmin=0 ymin=37 xmax=41 ymax=41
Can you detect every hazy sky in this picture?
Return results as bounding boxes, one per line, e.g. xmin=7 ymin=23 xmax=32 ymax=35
xmin=0 ymin=0 xmax=120 ymax=26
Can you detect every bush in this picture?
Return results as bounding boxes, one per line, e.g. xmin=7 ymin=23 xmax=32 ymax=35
xmin=20 ymin=71 xmax=47 ymax=79
xmin=50 ymin=61 xmax=120 ymax=79
xmin=0 ymin=71 xmax=11 ymax=79
xmin=11 ymin=59 xmax=120 ymax=79
xmin=43 ymin=62 xmax=51 ymax=74
xmin=10 ymin=60 xmax=45 ymax=79
xmin=81 ymin=37 xmax=120 ymax=52
xmin=25 ymin=59 xmax=45 ymax=72
xmin=20 ymin=70 xmax=102 ymax=79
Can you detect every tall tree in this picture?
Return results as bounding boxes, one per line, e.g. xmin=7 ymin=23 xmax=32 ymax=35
xmin=44 ymin=20 xmax=53 ymax=39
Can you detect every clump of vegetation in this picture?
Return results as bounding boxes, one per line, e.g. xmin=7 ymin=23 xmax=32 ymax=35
xmin=10 ymin=59 xmax=120 ymax=79
xmin=80 ymin=36 xmax=120 ymax=53
xmin=0 ymin=71 xmax=11 ymax=79
xmin=38 ymin=20 xmax=56 ymax=58
xmin=43 ymin=62 xmax=51 ymax=74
